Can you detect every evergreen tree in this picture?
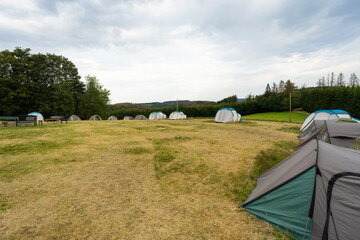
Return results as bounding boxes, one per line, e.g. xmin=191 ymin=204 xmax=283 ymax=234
xmin=278 ymin=80 xmax=285 ymax=93
xmin=264 ymin=83 xmax=271 ymax=97
xmin=336 ymin=72 xmax=345 ymax=86
xmin=271 ymin=82 xmax=278 ymax=93
xmin=330 ymin=72 xmax=335 ymax=86
xmin=349 ymin=73 xmax=359 ymax=87
xmin=326 ymin=73 xmax=330 ymax=86
xmin=316 ymin=77 xmax=322 ymax=87
xmin=320 ymin=76 xmax=326 ymax=87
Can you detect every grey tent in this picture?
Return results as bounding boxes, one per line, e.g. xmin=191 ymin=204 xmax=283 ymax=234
xmin=300 ymin=110 xmax=352 ymax=132
xmin=68 ymin=115 xmax=81 ymax=121
xmin=135 ymin=115 xmax=147 ymax=120
xmin=242 ymin=140 xmax=360 ymax=240
xmin=89 ymin=115 xmax=102 ymax=121
xmin=108 ymin=115 xmax=118 ymax=120
xmin=297 ymin=119 xmax=360 ymax=149
xmin=298 ymin=120 xmax=326 ymax=140
xmin=123 ymin=116 xmax=134 ymax=120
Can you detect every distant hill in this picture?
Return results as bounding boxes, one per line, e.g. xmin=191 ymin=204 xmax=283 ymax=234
xmin=109 ymin=102 xmax=151 ymax=111
xmin=110 ymin=100 xmax=216 ymax=111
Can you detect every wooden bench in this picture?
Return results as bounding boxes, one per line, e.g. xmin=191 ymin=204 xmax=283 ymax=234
xmin=19 ymin=115 xmax=38 ymax=126
xmin=44 ymin=116 xmax=68 ymax=123
xmin=0 ymin=116 xmax=19 ymax=127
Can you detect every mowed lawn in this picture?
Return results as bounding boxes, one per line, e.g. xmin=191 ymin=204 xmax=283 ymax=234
xmin=243 ymin=111 xmax=308 ymax=123
xmin=0 ymin=119 xmax=301 ymax=239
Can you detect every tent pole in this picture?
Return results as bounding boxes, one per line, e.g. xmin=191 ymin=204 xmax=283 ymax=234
xmin=289 ymin=92 xmax=292 ymax=123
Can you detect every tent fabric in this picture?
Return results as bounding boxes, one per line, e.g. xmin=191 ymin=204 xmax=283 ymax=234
xmin=243 ymin=140 xmax=318 ymax=205
xmin=28 ymin=112 xmax=44 ymax=122
xmin=298 ymin=120 xmax=326 ymax=141
xmin=214 ymin=108 xmax=241 ymax=123
xmin=297 ymin=119 xmax=360 ymax=149
xmin=242 ymin=140 xmax=360 ymax=240
xmin=300 ymin=110 xmax=351 ymax=132
xmin=169 ymin=111 xmax=187 ymax=120
xmin=108 ymin=116 xmax=118 ymax=120
xmin=311 ymin=143 xmax=360 ymax=240
xmin=244 ymin=167 xmax=315 ymax=240
xmin=353 ymin=117 xmax=360 ymax=123
xmin=135 ymin=115 xmax=147 ymax=120
xmin=89 ymin=115 xmax=102 ymax=121
xmin=68 ymin=115 xmax=81 ymax=121
xmin=149 ymin=111 xmax=166 ymax=120
xmin=325 ymin=120 xmax=360 ymax=148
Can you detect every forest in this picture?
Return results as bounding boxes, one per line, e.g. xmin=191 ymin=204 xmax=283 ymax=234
xmin=0 ymin=48 xmax=110 ymax=119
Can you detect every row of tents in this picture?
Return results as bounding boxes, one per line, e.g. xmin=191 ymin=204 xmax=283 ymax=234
xmin=241 ymin=109 xmax=360 ymax=239
xmin=67 ymin=111 xmax=188 ymax=121
xmin=27 ymin=108 xmax=241 ymax=123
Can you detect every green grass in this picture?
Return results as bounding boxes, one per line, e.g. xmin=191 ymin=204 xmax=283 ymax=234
xmin=243 ymin=112 xmax=307 ymax=123
xmin=277 ymin=126 xmax=300 ymax=134
xmin=225 ymin=141 xmax=298 ymax=204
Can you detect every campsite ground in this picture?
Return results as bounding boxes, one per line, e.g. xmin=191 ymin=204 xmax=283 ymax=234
xmin=0 ymin=118 xmax=302 ymax=239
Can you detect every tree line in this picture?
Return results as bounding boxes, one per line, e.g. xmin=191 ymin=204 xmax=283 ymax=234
xmin=0 ymin=47 xmax=110 ymax=119
xmin=2 ymin=47 xmax=359 ymax=120
xmin=315 ymin=72 xmax=359 ymax=87
xmin=109 ymin=78 xmax=360 ymax=119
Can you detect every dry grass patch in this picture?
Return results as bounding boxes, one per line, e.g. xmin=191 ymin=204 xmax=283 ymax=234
xmin=0 ymin=119 xmax=300 ymax=239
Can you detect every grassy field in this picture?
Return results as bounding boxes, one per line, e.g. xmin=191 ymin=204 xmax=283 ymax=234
xmin=243 ymin=111 xmax=308 ymax=123
xmin=0 ymin=119 xmax=301 ymax=239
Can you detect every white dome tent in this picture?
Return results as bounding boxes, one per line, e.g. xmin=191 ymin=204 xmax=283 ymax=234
xmin=28 ymin=112 xmax=44 ymax=122
xmin=169 ymin=111 xmax=186 ymax=120
xmin=149 ymin=111 xmax=166 ymax=120
xmin=108 ymin=116 xmax=117 ymax=120
xmin=68 ymin=115 xmax=81 ymax=121
xmin=215 ymin=108 xmax=241 ymax=123
xmin=300 ymin=109 xmax=351 ymax=132
xmin=89 ymin=115 xmax=102 ymax=121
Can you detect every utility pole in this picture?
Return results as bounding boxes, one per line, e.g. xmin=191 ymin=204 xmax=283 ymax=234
xmin=289 ymin=92 xmax=292 ymax=123
xmin=177 ymin=99 xmax=178 ymax=111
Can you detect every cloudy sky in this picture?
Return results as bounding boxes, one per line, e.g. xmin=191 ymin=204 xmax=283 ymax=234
xmin=1 ymin=0 xmax=360 ymax=103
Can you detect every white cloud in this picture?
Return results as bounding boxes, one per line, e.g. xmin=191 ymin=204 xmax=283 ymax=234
xmin=1 ymin=0 xmax=360 ymax=103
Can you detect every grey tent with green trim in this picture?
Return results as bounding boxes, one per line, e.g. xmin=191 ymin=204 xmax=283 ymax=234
xmin=297 ymin=119 xmax=360 ymax=150
xmin=242 ymin=140 xmax=360 ymax=240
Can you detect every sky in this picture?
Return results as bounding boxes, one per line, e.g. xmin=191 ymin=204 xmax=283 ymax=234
xmin=1 ymin=0 xmax=360 ymax=104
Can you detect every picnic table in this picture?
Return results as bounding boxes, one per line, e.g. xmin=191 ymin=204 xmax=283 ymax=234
xmin=19 ymin=115 xmax=39 ymax=126
xmin=0 ymin=116 xmax=19 ymax=127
